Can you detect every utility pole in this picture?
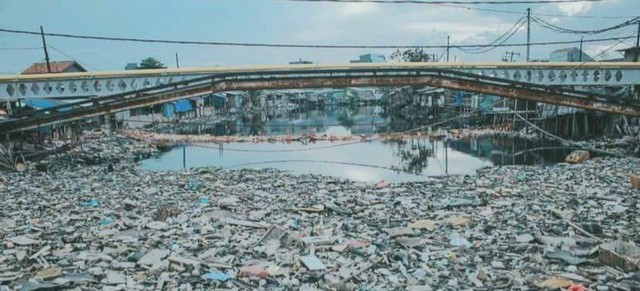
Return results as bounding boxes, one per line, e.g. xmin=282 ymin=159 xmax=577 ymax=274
xmin=579 ymin=36 xmax=584 ymax=62
xmin=526 ymin=8 xmax=531 ymax=62
xmin=446 ymin=35 xmax=450 ymax=62
xmin=635 ymin=20 xmax=640 ymax=62
xmin=40 ymin=26 xmax=51 ymax=73
xmin=175 ymin=52 xmax=180 ymax=68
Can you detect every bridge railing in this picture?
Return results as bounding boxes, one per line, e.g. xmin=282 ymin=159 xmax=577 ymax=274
xmin=1 ymin=63 xmax=640 ymax=100
xmin=2 ymin=67 xmax=640 ymax=133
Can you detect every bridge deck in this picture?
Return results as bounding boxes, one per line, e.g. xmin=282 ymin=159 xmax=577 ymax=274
xmin=1 ymin=62 xmax=639 ymax=100
xmin=1 ymin=67 xmax=640 ymax=133
xmin=2 ymin=62 xmax=639 ymax=81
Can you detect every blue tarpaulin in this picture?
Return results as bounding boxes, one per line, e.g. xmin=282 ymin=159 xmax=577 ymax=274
xmin=23 ymin=99 xmax=71 ymax=112
xmin=174 ymin=100 xmax=193 ymax=113
xmin=162 ymin=103 xmax=175 ymax=119
xmin=479 ymin=95 xmax=499 ymax=112
xmin=452 ymin=92 xmax=465 ymax=106
xmin=162 ymin=100 xmax=193 ymax=119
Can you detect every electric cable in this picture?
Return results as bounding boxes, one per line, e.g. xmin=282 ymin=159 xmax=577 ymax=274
xmin=458 ymin=17 xmax=526 ymax=54
xmin=47 ymin=44 xmax=100 ymax=71
xmin=0 ymin=28 xmax=634 ymax=49
xmin=512 ymin=111 xmax=624 ymax=157
xmin=278 ymin=0 xmax=603 ymax=5
xmin=0 ymin=47 xmax=41 ymax=51
xmin=424 ymin=3 xmax=636 ymax=19
xmin=532 ymin=16 xmax=639 ymax=35
xmin=228 ymin=159 xmax=419 ymax=175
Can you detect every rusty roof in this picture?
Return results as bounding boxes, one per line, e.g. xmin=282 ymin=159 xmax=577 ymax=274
xmin=21 ymin=61 xmax=87 ymax=75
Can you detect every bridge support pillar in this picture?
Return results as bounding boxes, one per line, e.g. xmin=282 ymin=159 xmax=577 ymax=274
xmin=103 ymin=113 xmax=113 ymax=132
xmin=5 ymin=101 xmax=12 ymax=115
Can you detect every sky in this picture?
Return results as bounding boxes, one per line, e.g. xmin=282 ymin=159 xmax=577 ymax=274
xmin=0 ymin=0 xmax=638 ymax=74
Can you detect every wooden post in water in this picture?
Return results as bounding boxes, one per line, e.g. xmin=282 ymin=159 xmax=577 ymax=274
xmin=572 ymin=113 xmax=578 ymax=139
xmin=444 ymin=141 xmax=449 ymax=174
xmin=584 ymin=113 xmax=589 ymax=137
xmin=513 ymin=99 xmax=518 ymax=131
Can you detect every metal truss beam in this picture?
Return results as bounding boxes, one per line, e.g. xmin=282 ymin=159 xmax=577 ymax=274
xmin=1 ymin=62 xmax=639 ymax=100
xmin=2 ymin=68 xmax=639 ymax=133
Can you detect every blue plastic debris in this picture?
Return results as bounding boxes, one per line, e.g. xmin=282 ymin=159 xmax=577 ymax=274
xmin=100 ymin=217 xmax=113 ymax=226
xmin=82 ymin=199 xmax=99 ymax=207
xmin=187 ymin=180 xmax=200 ymax=190
xmin=203 ymin=271 xmax=230 ymax=282
xmin=449 ymin=231 xmax=472 ymax=248
xmin=198 ymin=197 xmax=209 ymax=205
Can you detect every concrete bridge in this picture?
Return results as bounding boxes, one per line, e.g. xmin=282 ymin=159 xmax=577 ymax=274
xmin=1 ymin=62 xmax=639 ymax=133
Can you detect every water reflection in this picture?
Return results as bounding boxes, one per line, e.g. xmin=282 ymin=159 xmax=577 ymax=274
xmin=166 ymin=106 xmax=387 ymax=136
xmin=386 ymin=139 xmax=434 ymax=174
xmin=449 ymin=136 xmax=573 ymax=166
xmin=141 ymin=106 xmax=572 ymax=182
xmin=241 ymin=113 xmax=267 ymax=136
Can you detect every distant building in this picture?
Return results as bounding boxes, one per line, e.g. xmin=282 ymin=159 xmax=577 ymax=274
xmin=124 ymin=62 xmax=169 ymax=70
xmin=616 ymin=47 xmax=640 ymax=62
xmin=549 ymin=47 xmax=594 ymax=62
xmin=125 ymin=63 xmax=139 ymax=70
xmin=21 ymin=61 xmax=87 ymax=75
xmin=289 ymin=59 xmax=314 ymax=65
xmin=350 ymin=53 xmax=386 ymax=63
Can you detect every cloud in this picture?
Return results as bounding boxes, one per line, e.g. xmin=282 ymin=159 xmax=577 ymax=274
xmin=293 ymin=5 xmax=516 ymax=44
xmin=555 ymin=2 xmax=593 ymax=16
xmin=584 ymin=42 xmax=627 ymax=60
xmin=340 ymin=3 xmax=380 ymax=17
xmin=402 ymin=20 xmax=521 ymax=43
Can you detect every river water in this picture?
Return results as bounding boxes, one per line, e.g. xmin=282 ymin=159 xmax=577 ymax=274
xmin=140 ymin=106 xmax=571 ymax=182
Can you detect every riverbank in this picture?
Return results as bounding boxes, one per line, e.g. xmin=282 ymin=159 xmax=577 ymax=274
xmin=1 ymin=133 xmax=640 ymax=290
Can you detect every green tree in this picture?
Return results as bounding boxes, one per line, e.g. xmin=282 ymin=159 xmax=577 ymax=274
xmin=248 ymin=90 xmax=262 ymax=107
xmin=336 ymin=112 xmax=355 ymax=129
xmin=139 ymin=57 xmax=165 ymax=69
xmin=390 ymin=48 xmax=432 ymax=62
xmin=346 ymin=89 xmax=359 ymax=105
xmin=242 ymin=114 xmax=266 ymax=135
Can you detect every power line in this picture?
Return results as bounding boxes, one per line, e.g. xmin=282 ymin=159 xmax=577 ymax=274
xmin=532 ymin=16 xmax=639 ymax=35
xmin=457 ymin=17 xmax=526 ymax=54
xmin=47 ymin=44 xmax=99 ymax=71
xmin=228 ymin=159 xmax=422 ymax=175
xmin=0 ymin=47 xmax=41 ymax=51
xmin=428 ymin=3 xmax=637 ymax=19
xmin=278 ymin=0 xmax=635 ymax=19
xmin=279 ymin=0 xmax=603 ymax=4
xmin=586 ymin=31 xmax=636 ymax=61
xmin=0 ymin=27 xmax=634 ymax=50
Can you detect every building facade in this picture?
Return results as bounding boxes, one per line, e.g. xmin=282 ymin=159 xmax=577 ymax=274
xmin=350 ymin=54 xmax=386 ymax=63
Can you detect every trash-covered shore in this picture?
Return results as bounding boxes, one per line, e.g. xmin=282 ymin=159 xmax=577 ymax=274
xmin=1 ymin=134 xmax=640 ymax=290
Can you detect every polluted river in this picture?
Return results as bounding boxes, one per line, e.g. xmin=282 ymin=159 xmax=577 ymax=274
xmin=1 ymin=104 xmax=639 ymax=291
xmin=140 ymin=106 xmax=575 ymax=182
